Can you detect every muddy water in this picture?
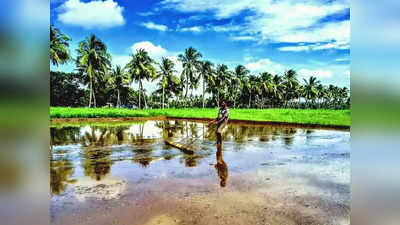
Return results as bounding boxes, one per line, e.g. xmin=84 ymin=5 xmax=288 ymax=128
xmin=50 ymin=120 xmax=350 ymax=225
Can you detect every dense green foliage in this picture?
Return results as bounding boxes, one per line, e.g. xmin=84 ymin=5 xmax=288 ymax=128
xmin=50 ymin=25 xmax=71 ymax=66
xmin=50 ymin=71 xmax=88 ymax=106
xmin=51 ymin=107 xmax=350 ymax=126
xmin=50 ymin=26 xmax=350 ymax=110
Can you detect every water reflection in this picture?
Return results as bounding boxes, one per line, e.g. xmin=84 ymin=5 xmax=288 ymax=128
xmin=50 ymin=159 xmax=75 ymax=195
xmin=82 ymin=148 xmax=113 ymax=181
xmin=281 ymin=128 xmax=297 ymax=147
xmin=215 ymin=141 xmax=228 ymax=187
xmin=50 ymin=120 xmax=342 ymax=195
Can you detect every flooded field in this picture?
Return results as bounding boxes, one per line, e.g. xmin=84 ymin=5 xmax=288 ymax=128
xmin=50 ymin=119 xmax=350 ymax=225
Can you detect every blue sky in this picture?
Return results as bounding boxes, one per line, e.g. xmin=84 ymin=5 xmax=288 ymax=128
xmin=50 ymin=0 xmax=350 ymax=92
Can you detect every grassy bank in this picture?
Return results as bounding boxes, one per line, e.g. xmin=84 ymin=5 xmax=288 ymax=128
xmin=50 ymin=107 xmax=350 ymax=127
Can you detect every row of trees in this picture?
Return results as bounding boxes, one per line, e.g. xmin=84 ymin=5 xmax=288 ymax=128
xmin=50 ymin=26 xmax=350 ymax=109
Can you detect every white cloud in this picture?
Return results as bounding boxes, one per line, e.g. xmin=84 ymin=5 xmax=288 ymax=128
xmin=140 ymin=22 xmax=168 ymax=31
xmin=113 ymin=41 xmax=183 ymax=93
xmin=245 ymin=58 xmax=285 ymax=74
xmin=161 ymin=0 xmax=349 ymax=48
xmin=165 ymin=56 xmax=183 ymax=74
xmin=111 ymin=55 xmax=131 ymax=67
xmin=243 ymin=55 xmax=255 ymax=63
xmin=230 ymin=36 xmax=257 ymax=41
xmin=179 ymin=26 xmax=202 ymax=32
xmin=212 ymin=25 xmax=242 ymax=32
xmin=279 ymin=37 xmax=350 ymax=52
xmin=335 ymin=57 xmax=350 ymax=62
xmin=277 ymin=20 xmax=350 ymax=44
xmin=57 ymin=0 xmax=125 ymax=29
xmin=161 ymin=0 xmax=254 ymax=19
xmin=137 ymin=11 xmax=156 ymax=16
xmin=130 ymin=41 xmax=183 ymax=73
xmin=278 ymin=45 xmax=311 ymax=52
xmin=298 ymin=69 xmax=333 ymax=78
xmin=131 ymin=41 xmax=169 ymax=59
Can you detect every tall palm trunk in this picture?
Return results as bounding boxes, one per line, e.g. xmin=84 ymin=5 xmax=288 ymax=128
xmin=117 ymin=89 xmax=121 ymax=108
xmin=89 ymin=77 xmax=93 ymax=107
xmin=202 ymin=76 xmax=205 ymax=108
xmin=162 ymin=84 xmax=165 ymax=109
xmin=248 ymin=91 xmax=251 ymax=108
xmin=185 ymin=72 xmax=189 ymax=106
xmin=142 ymin=81 xmax=148 ymax=109
xmin=217 ymin=91 xmax=220 ymax=107
xmin=138 ymin=81 xmax=141 ymax=109
xmin=92 ymin=88 xmax=96 ymax=107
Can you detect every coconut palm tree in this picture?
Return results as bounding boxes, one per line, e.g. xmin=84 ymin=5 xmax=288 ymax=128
xmin=76 ymin=34 xmax=111 ymax=107
xmin=233 ymin=65 xmax=249 ymax=108
xmin=126 ymin=49 xmax=157 ymax=109
xmin=302 ymin=76 xmax=320 ymax=107
xmin=156 ymin=57 xmax=178 ymax=109
xmin=199 ymin=61 xmax=214 ymax=108
xmin=259 ymin=72 xmax=273 ymax=108
xmin=107 ymin=65 xmax=129 ymax=107
xmin=178 ymin=47 xmax=202 ymax=105
xmin=271 ymin=75 xmax=284 ymax=107
xmin=248 ymin=74 xmax=261 ymax=108
xmin=50 ymin=25 xmax=71 ymax=66
xmin=214 ymin=64 xmax=232 ymax=107
xmin=315 ymin=83 xmax=326 ymax=108
xmin=339 ymin=87 xmax=349 ymax=109
xmin=240 ymin=76 xmax=251 ymax=108
xmin=282 ymin=69 xmax=299 ymax=107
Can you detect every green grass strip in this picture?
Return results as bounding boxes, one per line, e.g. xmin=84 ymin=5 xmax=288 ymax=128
xmin=50 ymin=107 xmax=350 ymax=127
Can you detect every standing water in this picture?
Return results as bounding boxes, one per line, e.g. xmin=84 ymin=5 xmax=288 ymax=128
xmin=50 ymin=119 xmax=350 ymax=225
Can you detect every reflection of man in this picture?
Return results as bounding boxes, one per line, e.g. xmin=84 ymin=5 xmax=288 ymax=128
xmin=215 ymin=146 xmax=228 ymax=187
xmin=209 ymin=100 xmax=229 ymax=145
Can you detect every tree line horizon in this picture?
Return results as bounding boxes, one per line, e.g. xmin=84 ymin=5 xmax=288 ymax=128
xmin=50 ymin=26 xmax=350 ymax=109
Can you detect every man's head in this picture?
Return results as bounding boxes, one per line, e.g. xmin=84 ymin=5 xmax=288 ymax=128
xmin=221 ymin=100 xmax=227 ymax=108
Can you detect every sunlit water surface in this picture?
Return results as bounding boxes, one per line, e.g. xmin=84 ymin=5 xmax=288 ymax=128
xmin=50 ymin=120 xmax=350 ymax=225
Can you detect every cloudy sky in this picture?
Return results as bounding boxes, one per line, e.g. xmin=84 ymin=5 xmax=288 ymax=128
xmin=50 ymin=0 xmax=350 ymax=92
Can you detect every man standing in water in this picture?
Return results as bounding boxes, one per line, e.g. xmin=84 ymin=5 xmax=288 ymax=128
xmin=209 ymin=100 xmax=230 ymax=145
xmin=209 ymin=100 xmax=229 ymax=187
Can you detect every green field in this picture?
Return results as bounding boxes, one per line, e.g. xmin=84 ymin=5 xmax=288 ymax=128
xmin=50 ymin=107 xmax=350 ymax=127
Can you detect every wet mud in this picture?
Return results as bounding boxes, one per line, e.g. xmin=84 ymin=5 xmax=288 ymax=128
xmin=50 ymin=119 xmax=350 ymax=225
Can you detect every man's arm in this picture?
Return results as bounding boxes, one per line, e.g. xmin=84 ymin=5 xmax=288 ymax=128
xmin=215 ymin=114 xmax=227 ymax=124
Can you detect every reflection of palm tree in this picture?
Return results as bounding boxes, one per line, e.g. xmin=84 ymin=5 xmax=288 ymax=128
xmin=188 ymin=123 xmax=199 ymax=139
xmin=180 ymin=154 xmax=207 ymax=167
xmin=82 ymin=148 xmax=113 ymax=181
xmin=132 ymin=155 xmax=157 ymax=168
xmin=79 ymin=125 xmax=131 ymax=146
xmin=78 ymin=127 xmax=115 ymax=181
xmin=50 ymin=159 xmax=75 ymax=195
xmin=205 ymin=123 xmax=217 ymax=141
xmin=51 ymin=127 xmax=81 ymax=145
xmin=281 ymin=128 xmax=297 ymax=146
xmin=81 ymin=127 xmax=109 ymax=147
